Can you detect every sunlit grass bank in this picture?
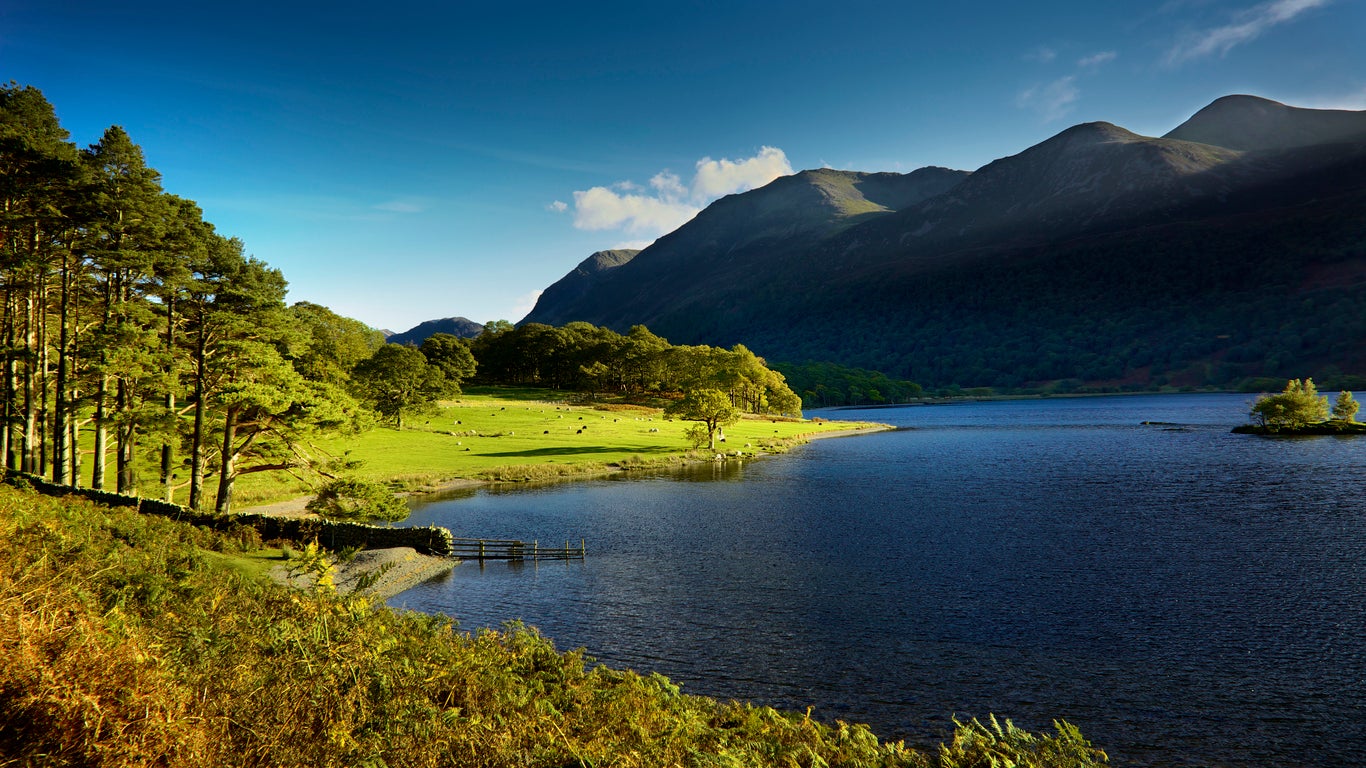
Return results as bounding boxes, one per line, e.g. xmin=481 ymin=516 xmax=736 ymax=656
xmin=0 ymin=484 xmax=1109 ymax=767
xmin=232 ymin=387 xmax=888 ymax=506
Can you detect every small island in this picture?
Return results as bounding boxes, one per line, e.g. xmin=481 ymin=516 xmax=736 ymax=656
xmin=1233 ymin=378 xmax=1365 ymax=435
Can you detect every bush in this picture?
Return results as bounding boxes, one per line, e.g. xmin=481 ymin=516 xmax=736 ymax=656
xmin=1332 ymin=390 xmax=1360 ymax=422
xmin=305 ymin=478 xmax=409 ymax=521
xmin=1249 ymin=378 xmax=1329 ymax=428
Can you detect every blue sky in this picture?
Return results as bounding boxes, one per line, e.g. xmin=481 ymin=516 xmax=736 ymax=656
xmin=3 ymin=0 xmax=1362 ymax=332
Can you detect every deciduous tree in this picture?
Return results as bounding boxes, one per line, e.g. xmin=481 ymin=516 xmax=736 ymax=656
xmin=666 ymin=388 xmax=739 ymax=450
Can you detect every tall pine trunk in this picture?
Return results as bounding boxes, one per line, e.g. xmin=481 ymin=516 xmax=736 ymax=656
xmin=160 ymin=295 xmax=175 ymax=501
xmin=52 ymin=248 xmax=70 ymax=485
xmin=189 ymin=322 xmax=207 ymax=510
xmin=21 ymin=285 xmax=37 ymax=473
xmin=214 ymin=405 xmax=237 ymax=514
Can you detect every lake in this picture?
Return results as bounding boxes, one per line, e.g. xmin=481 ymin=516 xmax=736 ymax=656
xmin=389 ymin=393 xmax=1366 ymax=767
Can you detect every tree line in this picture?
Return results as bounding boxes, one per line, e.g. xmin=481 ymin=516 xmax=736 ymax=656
xmin=0 ymin=84 xmax=389 ymax=511
xmin=467 ymin=320 xmax=802 ymax=415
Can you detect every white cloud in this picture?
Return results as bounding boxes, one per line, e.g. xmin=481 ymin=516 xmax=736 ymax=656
xmin=509 ymin=289 xmax=543 ymax=322
xmin=547 ymin=200 xmax=568 ymax=212
xmin=567 ymin=147 xmax=793 ymax=239
xmin=612 ymin=239 xmax=656 ymax=251
xmin=1078 ymin=51 xmax=1118 ymax=69
xmin=692 ymin=146 xmax=792 ymax=199
xmin=1164 ymin=0 xmax=1331 ymax=66
xmin=1017 ymin=76 xmax=1080 ymax=122
xmin=571 ymin=186 xmax=700 ymax=234
xmin=650 ymin=170 xmax=688 ymax=199
xmin=1024 ymin=46 xmax=1058 ymax=63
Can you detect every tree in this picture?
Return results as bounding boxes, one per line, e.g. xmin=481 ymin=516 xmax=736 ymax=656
xmin=1332 ymin=390 xmax=1359 ymax=422
xmin=418 ymin=332 xmax=476 ymax=391
xmin=666 ymin=388 xmax=739 ymax=451
xmin=82 ymin=125 xmax=167 ymax=492
xmin=1250 ymin=378 xmax=1329 ymax=428
xmin=288 ymin=301 xmax=385 ymax=385
xmin=351 ymin=344 xmax=451 ymax=429
xmin=306 ymin=477 xmax=408 ymax=521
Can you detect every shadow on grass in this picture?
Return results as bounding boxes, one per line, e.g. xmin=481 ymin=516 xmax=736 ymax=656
xmin=476 ymin=446 xmax=677 ymax=458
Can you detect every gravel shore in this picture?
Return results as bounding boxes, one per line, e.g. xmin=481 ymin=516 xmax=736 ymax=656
xmin=270 ymin=547 xmax=457 ymax=600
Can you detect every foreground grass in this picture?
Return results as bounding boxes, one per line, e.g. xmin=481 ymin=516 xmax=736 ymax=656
xmin=0 ymin=485 xmax=1109 ymax=767
xmin=232 ymin=387 xmax=887 ymax=506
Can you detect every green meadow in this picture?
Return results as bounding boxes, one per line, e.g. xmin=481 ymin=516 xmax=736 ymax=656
xmin=229 ymin=387 xmax=887 ymax=508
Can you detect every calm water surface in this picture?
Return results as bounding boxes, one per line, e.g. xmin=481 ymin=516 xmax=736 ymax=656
xmin=390 ymin=394 xmax=1366 ymax=767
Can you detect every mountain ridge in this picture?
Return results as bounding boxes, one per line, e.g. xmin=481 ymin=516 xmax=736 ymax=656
xmin=517 ymin=94 xmax=1366 ymax=389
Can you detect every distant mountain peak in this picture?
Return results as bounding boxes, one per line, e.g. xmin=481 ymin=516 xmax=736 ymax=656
xmin=386 ymin=316 xmax=485 ymax=346
xmin=1165 ymin=94 xmax=1366 ymax=151
xmin=578 ymin=249 xmax=640 ymax=275
xmin=1055 ymin=121 xmax=1144 ymax=145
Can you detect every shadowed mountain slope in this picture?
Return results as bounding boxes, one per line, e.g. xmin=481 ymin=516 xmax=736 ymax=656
xmin=1164 ymin=94 xmax=1366 ymax=151
xmin=522 ymin=167 xmax=967 ymax=327
xmin=521 ymin=96 xmax=1366 ymax=390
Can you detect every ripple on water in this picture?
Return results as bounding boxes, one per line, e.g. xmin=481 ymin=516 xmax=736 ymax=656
xmin=390 ymin=393 xmax=1366 ymax=768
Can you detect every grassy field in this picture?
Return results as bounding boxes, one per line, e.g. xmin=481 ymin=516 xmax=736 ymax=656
xmin=229 ymin=387 xmax=888 ymax=507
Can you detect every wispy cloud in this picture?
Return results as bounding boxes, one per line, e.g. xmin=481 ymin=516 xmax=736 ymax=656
xmin=1017 ymin=76 xmax=1080 ymax=122
xmin=373 ymin=199 xmax=426 ymax=214
xmin=547 ymin=200 xmax=568 ymax=213
xmin=1289 ymin=87 xmax=1366 ymax=110
xmin=509 ymin=289 xmax=543 ymax=321
xmin=566 ymin=147 xmax=793 ymax=238
xmin=1024 ymin=46 xmax=1058 ymax=63
xmin=1077 ymin=51 xmax=1118 ymax=69
xmin=1164 ymin=0 xmax=1331 ymax=66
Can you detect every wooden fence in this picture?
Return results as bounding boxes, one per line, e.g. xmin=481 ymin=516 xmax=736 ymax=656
xmin=448 ymin=537 xmax=586 ymax=562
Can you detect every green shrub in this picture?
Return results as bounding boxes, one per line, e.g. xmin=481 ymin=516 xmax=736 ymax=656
xmin=305 ymin=477 xmax=409 ymax=521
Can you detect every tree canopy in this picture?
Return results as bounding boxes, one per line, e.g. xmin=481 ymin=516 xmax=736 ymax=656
xmin=0 ymin=84 xmax=380 ymax=511
xmin=1249 ymin=378 xmax=1330 ymax=429
xmin=665 ymin=388 xmax=740 ymax=450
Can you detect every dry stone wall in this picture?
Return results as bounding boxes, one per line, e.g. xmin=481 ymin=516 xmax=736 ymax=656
xmin=6 ymin=472 xmax=454 ymax=556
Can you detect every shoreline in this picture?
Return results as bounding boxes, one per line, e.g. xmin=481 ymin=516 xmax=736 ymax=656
xmin=270 ymin=546 xmax=456 ymax=601
xmin=243 ymin=422 xmax=893 ymax=596
xmin=241 ymin=422 xmax=895 ymax=518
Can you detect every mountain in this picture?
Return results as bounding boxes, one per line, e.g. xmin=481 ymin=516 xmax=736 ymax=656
xmin=526 ymin=250 xmax=639 ymax=327
xmin=387 ymin=316 xmax=485 ymax=346
xmin=1164 ymin=94 xmax=1366 ymax=151
xmin=523 ymin=167 xmax=967 ymax=327
xmin=524 ymin=97 xmax=1366 ymax=391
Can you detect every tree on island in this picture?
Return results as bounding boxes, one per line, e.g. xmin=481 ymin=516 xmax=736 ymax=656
xmin=1332 ymin=390 xmax=1360 ymax=422
xmin=1249 ymin=378 xmax=1329 ymax=428
xmin=666 ymin=388 xmax=739 ymax=450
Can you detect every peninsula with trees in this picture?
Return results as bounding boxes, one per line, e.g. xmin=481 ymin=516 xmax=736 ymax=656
xmin=1234 ymin=378 xmax=1365 ymax=435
